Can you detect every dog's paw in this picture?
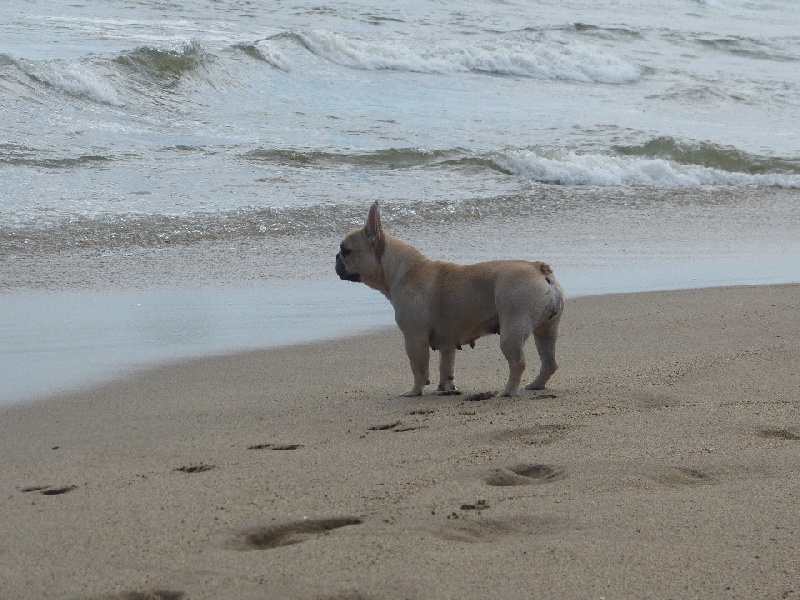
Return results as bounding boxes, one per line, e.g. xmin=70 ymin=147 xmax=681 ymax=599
xmin=401 ymin=389 xmax=424 ymax=397
xmin=437 ymin=382 xmax=459 ymax=395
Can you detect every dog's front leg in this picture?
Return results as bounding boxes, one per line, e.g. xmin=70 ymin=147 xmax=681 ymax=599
xmin=402 ymin=336 xmax=430 ymax=396
xmin=437 ymin=347 xmax=457 ymax=393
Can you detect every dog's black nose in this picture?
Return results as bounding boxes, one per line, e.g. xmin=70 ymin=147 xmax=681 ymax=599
xmin=335 ymin=254 xmax=346 ymax=278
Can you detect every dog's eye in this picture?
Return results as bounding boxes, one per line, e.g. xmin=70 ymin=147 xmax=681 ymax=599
xmin=340 ymin=244 xmax=351 ymax=257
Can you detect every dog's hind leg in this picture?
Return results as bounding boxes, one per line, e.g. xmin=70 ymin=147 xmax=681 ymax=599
xmin=437 ymin=347 xmax=457 ymax=393
xmin=500 ymin=325 xmax=530 ymax=397
xmin=525 ymin=313 xmax=561 ymax=390
xmin=402 ymin=336 xmax=430 ymax=397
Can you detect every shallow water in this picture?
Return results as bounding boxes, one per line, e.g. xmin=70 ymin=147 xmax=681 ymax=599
xmin=0 ymin=283 xmax=391 ymax=404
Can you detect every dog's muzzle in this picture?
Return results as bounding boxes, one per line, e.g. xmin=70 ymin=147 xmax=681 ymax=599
xmin=335 ymin=253 xmax=360 ymax=282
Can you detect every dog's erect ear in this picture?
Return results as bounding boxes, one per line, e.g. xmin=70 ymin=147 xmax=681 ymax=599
xmin=363 ymin=201 xmax=383 ymax=244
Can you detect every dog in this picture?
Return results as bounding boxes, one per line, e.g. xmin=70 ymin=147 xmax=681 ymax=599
xmin=335 ymin=202 xmax=564 ymax=397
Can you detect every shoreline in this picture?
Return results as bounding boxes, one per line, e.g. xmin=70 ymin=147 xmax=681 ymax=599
xmin=1 ymin=283 xmax=798 ymax=599
xmin=3 ymin=186 xmax=799 ymax=404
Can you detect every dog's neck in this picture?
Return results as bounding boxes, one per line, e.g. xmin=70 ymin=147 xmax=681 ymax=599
xmin=371 ymin=233 xmax=428 ymax=299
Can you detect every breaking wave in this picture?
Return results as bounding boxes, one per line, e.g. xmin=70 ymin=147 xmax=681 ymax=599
xmin=241 ymin=141 xmax=800 ymax=188
xmin=15 ymin=57 xmax=124 ymax=106
xmin=293 ymin=30 xmax=641 ymax=83
xmin=613 ymin=137 xmax=800 ymax=175
xmin=497 ymin=142 xmax=800 ymax=188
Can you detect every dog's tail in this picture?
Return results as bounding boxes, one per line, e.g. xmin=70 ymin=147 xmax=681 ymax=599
xmin=539 ymin=262 xmax=564 ymax=320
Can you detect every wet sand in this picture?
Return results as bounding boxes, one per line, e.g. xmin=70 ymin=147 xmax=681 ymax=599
xmin=1 ymin=283 xmax=798 ymax=599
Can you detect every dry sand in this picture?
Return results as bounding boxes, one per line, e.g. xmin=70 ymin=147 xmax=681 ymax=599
xmin=1 ymin=284 xmax=799 ymax=600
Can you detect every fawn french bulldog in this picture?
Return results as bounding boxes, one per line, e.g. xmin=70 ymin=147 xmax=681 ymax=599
xmin=336 ymin=202 xmax=563 ymax=396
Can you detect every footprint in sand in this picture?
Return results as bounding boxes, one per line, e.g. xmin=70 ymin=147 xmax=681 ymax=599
xmin=485 ymin=424 xmax=573 ymax=446
xmin=433 ymin=515 xmax=560 ymax=544
xmin=463 ymin=391 xmax=495 ymax=402
xmin=21 ymin=484 xmax=77 ymax=496
xmin=484 ymin=464 xmax=563 ymax=487
xmin=248 ymin=443 xmax=304 ymax=450
xmin=175 ymin=464 xmax=214 ymax=473
xmin=233 ymin=517 xmax=363 ymax=550
xmin=759 ymin=427 xmax=800 ymax=441
xmin=649 ymin=466 xmax=712 ymax=486
xmin=366 ymin=420 xmax=425 ymax=433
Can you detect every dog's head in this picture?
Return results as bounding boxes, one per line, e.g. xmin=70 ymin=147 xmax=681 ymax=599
xmin=335 ymin=201 xmax=386 ymax=289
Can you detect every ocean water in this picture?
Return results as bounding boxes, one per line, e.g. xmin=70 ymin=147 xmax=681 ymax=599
xmin=2 ymin=0 xmax=799 ymax=248
xmin=1 ymin=0 xmax=799 ymax=402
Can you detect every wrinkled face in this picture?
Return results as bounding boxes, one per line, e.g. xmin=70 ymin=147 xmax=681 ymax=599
xmin=335 ymin=228 xmax=382 ymax=286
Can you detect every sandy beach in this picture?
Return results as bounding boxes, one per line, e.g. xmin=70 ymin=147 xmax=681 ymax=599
xmin=1 ymin=283 xmax=799 ymax=599
xmin=3 ymin=1 xmax=800 ymax=597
